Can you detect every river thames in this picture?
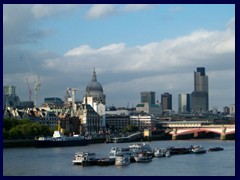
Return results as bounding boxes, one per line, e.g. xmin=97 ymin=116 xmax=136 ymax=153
xmin=3 ymin=139 xmax=235 ymax=176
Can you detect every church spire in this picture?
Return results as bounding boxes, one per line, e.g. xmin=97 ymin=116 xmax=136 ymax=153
xmin=92 ymin=68 xmax=97 ymax=82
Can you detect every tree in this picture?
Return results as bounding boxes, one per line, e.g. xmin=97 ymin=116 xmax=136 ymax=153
xmin=3 ymin=117 xmax=54 ymax=139
xmin=3 ymin=128 xmax=9 ymax=139
xmin=3 ymin=118 xmax=18 ymax=131
xmin=123 ymin=125 xmax=139 ymax=133
xmin=9 ymin=127 xmax=23 ymax=139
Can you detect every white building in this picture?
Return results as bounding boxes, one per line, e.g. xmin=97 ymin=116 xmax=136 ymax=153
xmin=130 ymin=115 xmax=157 ymax=130
xmin=178 ymin=93 xmax=190 ymax=113
xmin=84 ymin=69 xmax=106 ymax=130
xmin=229 ymin=104 xmax=235 ymax=117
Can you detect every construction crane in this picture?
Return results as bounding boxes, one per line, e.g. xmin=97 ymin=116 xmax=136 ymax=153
xmin=25 ymin=78 xmax=32 ymax=101
xmin=66 ymin=87 xmax=80 ymax=114
xmin=34 ymin=75 xmax=41 ymax=107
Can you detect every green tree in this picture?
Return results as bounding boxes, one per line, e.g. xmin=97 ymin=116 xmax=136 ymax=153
xmin=3 ymin=117 xmax=55 ymax=139
xmin=123 ymin=125 xmax=139 ymax=133
xmin=9 ymin=126 xmax=23 ymax=139
xmin=3 ymin=128 xmax=9 ymax=139
xmin=3 ymin=118 xmax=18 ymax=131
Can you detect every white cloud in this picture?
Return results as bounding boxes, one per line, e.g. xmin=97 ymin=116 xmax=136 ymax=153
xmin=3 ymin=5 xmax=235 ymax=109
xmin=86 ymin=4 xmax=156 ymax=19
xmin=64 ymin=43 xmax=125 ymax=56
xmin=86 ymin=4 xmax=117 ymax=19
xmin=46 ymin=24 xmax=234 ymax=75
xmin=227 ymin=17 xmax=235 ymax=30
xmin=31 ymin=4 xmax=80 ymax=19
xmin=123 ymin=4 xmax=154 ymax=12
xmin=169 ymin=6 xmax=184 ymax=13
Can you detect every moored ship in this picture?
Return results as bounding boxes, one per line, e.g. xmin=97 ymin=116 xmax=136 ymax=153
xmin=35 ymin=131 xmax=88 ymax=148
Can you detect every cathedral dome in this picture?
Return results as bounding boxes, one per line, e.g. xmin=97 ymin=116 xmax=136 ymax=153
xmin=86 ymin=69 xmax=103 ymax=92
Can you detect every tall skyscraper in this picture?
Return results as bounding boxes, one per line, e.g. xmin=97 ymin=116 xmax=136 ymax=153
xmin=136 ymin=91 xmax=161 ymax=115
xmin=178 ymin=93 xmax=190 ymax=113
xmin=3 ymin=85 xmax=20 ymax=108
xmin=141 ymin=91 xmax=156 ymax=105
xmin=161 ymin=92 xmax=172 ymax=112
xmin=191 ymin=67 xmax=209 ymax=113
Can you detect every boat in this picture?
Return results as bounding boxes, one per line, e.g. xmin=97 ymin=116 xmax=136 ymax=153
xmin=134 ymin=152 xmax=152 ymax=163
xmin=109 ymin=147 xmax=135 ymax=162
xmin=191 ymin=145 xmax=206 ymax=154
xmin=165 ymin=150 xmax=171 ymax=157
xmin=109 ymin=147 xmax=119 ymax=159
xmin=115 ymin=154 xmax=130 ymax=166
xmin=97 ymin=158 xmax=115 ymax=166
xmin=129 ymin=143 xmax=153 ymax=155
xmin=72 ymin=152 xmax=98 ymax=166
xmin=168 ymin=146 xmax=191 ymax=155
xmin=208 ymin=147 xmax=224 ymax=152
xmin=35 ymin=131 xmax=88 ymax=148
xmin=154 ymin=148 xmax=171 ymax=157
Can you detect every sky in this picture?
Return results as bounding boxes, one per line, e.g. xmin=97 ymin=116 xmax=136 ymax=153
xmin=3 ymin=4 xmax=235 ymax=111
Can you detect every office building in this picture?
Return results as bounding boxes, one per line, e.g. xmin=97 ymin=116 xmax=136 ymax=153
xmin=3 ymin=85 xmax=20 ymax=108
xmin=161 ymin=92 xmax=172 ymax=112
xmin=136 ymin=91 xmax=161 ymax=115
xmin=191 ymin=67 xmax=209 ymax=113
xmin=141 ymin=91 xmax=155 ymax=105
xmin=178 ymin=93 xmax=190 ymax=113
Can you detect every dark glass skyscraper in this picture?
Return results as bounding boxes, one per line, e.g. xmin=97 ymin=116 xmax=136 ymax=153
xmin=141 ymin=91 xmax=156 ymax=105
xmin=161 ymin=92 xmax=172 ymax=111
xmin=191 ymin=67 xmax=209 ymax=113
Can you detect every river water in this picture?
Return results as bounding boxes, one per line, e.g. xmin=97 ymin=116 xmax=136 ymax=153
xmin=3 ymin=139 xmax=235 ymax=176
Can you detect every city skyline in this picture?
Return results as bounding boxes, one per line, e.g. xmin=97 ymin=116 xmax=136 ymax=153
xmin=3 ymin=4 xmax=235 ymax=111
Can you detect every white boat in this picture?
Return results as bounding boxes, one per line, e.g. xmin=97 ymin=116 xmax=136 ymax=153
xmin=165 ymin=150 xmax=171 ymax=157
xmin=109 ymin=147 xmax=133 ymax=160
xmin=129 ymin=143 xmax=153 ymax=154
xmin=72 ymin=152 xmax=98 ymax=165
xmin=134 ymin=152 xmax=152 ymax=163
xmin=154 ymin=148 xmax=170 ymax=157
xmin=109 ymin=147 xmax=120 ymax=159
xmin=191 ymin=145 xmax=206 ymax=154
xmin=115 ymin=154 xmax=130 ymax=166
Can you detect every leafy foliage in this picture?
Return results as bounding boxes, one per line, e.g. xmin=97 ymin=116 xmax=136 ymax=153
xmin=123 ymin=124 xmax=139 ymax=133
xmin=3 ymin=118 xmax=54 ymax=139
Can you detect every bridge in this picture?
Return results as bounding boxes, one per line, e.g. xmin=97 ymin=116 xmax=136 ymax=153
xmin=159 ymin=121 xmax=235 ymax=140
xmin=109 ymin=132 xmax=142 ymax=143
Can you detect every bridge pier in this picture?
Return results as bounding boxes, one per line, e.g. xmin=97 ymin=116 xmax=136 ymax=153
xmin=220 ymin=133 xmax=226 ymax=140
xmin=220 ymin=127 xmax=226 ymax=140
xmin=194 ymin=131 xmax=198 ymax=138
xmin=172 ymin=128 xmax=177 ymax=140
xmin=172 ymin=135 xmax=177 ymax=140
